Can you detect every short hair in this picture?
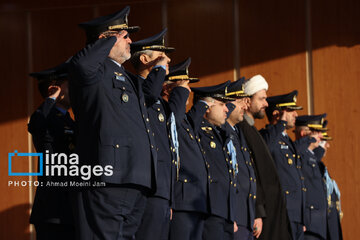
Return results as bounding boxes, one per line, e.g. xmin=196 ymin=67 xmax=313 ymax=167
xmin=130 ymin=50 xmax=153 ymax=70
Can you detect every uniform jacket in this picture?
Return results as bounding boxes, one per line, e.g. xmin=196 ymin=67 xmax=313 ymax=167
xmin=260 ymin=120 xmax=306 ymax=224
xmin=173 ymin=101 xmax=210 ymax=213
xmin=68 ymin=37 xmax=158 ymax=188
xmin=237 ymin=119 xmax=291 ymax=240
xmin=224 ymin=123 xmax=256 ymax=229
xmin=28 ymin=98 xmax=75 ymax=225
xmin=141 ymin=71 xmax=189 ymax=202
xmin=295 ymin=138 xmax=327 ymax=239
xmin=199 ymin=120 xmax=236 ymax=221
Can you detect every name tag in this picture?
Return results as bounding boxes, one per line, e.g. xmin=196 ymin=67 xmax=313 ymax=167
xmin=281 ymin=145 xmax=289 ymax=149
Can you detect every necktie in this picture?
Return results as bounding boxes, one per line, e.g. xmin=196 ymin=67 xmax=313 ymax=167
xmin=227 ymin=139 xmax=238 ymax=175
xmin=170 ymin=113 xmax=180 ymax=180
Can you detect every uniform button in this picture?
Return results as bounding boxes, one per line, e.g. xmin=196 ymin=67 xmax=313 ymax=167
xmin=283 ymin=123 xmax=286 ymax=127
xmin=115 ymin=144 xmax=119 ymax=148
xmin=285 ymin=191 xmax=289 ymax=195
xmin=254 ymin=179 xmax=256 ymax=182
xmin=172 ymin=160 xmax=175 ymax=163
xmin=207 ymin=164 xmax=210 ymax=168
xmin=198 ymin=139 xmax=201 ymax=142
xmin=293 ymin=154 xmax=296 ymax=158
xmin=245 ymin=161 xmax=249 ymax=165
xmin=249 ymin=194 xmax=252 ymax=198
xmin=310 ymin=205 xmax=314 ymax=210
xmin=312 ymin=164 xmax=316 ymax=167
xmin=253 ymin=195 xmax=256 ymax=199
xmin=223 ymin=147 xmax=226 ymax=151
xmin=230 ymin=181 xmax=233 ymax=185
xmin=152 ymin=133 xmax=155 ymax=136
xmin=169 ymin=135 xmax=171 ymax=138
xmin=234 ymin=184 xmax=237 ymax=187
xmin=144 ymin=102 xmax=146 ymax=107
xmin=244 ymin=148 xmax=247 ymax=151
xmin=173 ymin=149 xmax=176 ymax=152
xmin=249 ymin=162 xmax=252 ymax=166
xmin=156 ymin=148 xmax=159 ymax=151
xmin=147 ymin=129 xmax=150 ymax=133
xmin=302 ymin=188 xmax=307 ymax=192
xmin=151 ymin=145 xmax=154 ymax=148
xmin=146 ymin=118 xmax=149 ymax=122
xmin=297 ymin=155 xmax=300 ymax=159
xmin=186 ymin=128 xmax=190 ymax=132
xmin=184 ymin=179 xmax=188 ymax=183
xmin=250 ymin=177 xmax=253 ymax=181
xmin=286 ymin=154 xmax=289 ymax=157
xmin=301 ymin=177 xmax=305 ymax=180
xmin=208 ymin=176 xmax=211 ymax=179
xmin=142 ymin=114 xmax=145 ymax=118
xmin=226 ymin=158 xmax=229 ymax=162
xmin=229 ymin=169 xmax=232 ymax=173
xmin=229 ymin=161 xmax=233 ymax=164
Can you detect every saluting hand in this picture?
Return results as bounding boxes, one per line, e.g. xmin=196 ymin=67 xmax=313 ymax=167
xmin=48 ymin=85 xmax=61 ymax=100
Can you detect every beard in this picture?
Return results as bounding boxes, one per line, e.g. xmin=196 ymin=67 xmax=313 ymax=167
xmin=253 ymin=109 xmax=265 ymax=119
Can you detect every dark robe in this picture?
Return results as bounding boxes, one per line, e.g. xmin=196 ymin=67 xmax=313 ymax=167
xmin=237 ymin=116 xmax=292 ymax=240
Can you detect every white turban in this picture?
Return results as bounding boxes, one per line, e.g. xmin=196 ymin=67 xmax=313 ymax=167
xmin=244 ymin=74 xmax=268 ymax=96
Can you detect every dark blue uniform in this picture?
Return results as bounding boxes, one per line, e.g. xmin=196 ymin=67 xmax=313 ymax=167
xmin=28 ymin=98 xmax=76 ymax=240
xmin=199 ymin=120 xmax=236 ymax=240
xmin=170 ymin=101 xmax=211 ymax=240
xmin=136 ymin=70 xmax=189 ymax=240
xmin=314 ymin=147 xmax=343 ymax=240
xmin=225 ymin=123 xmax=257 ymax=240
xmin=260 ymin=120 xmax=306 ymax=240
xmin=68 ymin=36 xmax=158 ymax=239
xmin=295 ymin=138 xmax=327 ymax=240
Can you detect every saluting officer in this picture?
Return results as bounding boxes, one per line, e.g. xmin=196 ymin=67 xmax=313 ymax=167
xmin=313 ymin=121 xmax=343 ymax=240
xmin=129 ymin=29 xmax=190 ymax=240
xmin=191 ymin=81 xmax=238 ymax=240
xmin=169 ymin=60 xmax=213 ymax=240
xmin=294 ymin=114 xmax=328 ymax=240
xmin=28 ymin=63 xmax=75 ymax=240
xmin=259 ymin=90 xmax=306 ymax=240
xmin=224 ymin=78 xmax=263 ymax=240
xmin=67 ymin=6 xmax=158 ymax=239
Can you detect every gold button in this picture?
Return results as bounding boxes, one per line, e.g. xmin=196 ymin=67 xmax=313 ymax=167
xmin=172 ymin=160 xmax=175 ymax=163
xmin=301 ymin=177 xmax=305 ymax=180
xmin=249 ymin=194 xmax=252 ymax=197
xmin=184 ymin=179 xmax=188 ymax=183
xmin=147 ymin=129 xmax=150 ymax=133
xmin=253 ymin=195 xmax=256 ymax=199
xmin=173 ymin=148 xmax=176 ymax=152
xmin=230 ymin=181 xmax=233 ymax=185
xmin=285 ymin=191 xmax=289 ymax=195
xmin=254 ymin=179 xmax=256 ymax=182
xmin=151 ymin=145 xmax=154 ymax=148
xmin=244 ymin=148 xmax=247 ymax=151
xmin=288 ymin=158 xmax=293 ymax=165
xmin=115 ymin=144 xmax=119 ymax=148
xmin=234 ymin=184 xmax=237 ymax=187
xmin=208 ymin=176 xmax=211 ymax=179
xmin=229 ymin=161 xmax=232 ymax=164
xmin=226 ymin=158 xmax=229 ymax=162
xmin=286 ymin=154 xmax=289 ymax=157
xmin=146 ymin=118 xmax=149 ymax=122
xmin=229 ymin=169 xmax=232 ymax=173
xmin=310 ymin=205 xmax=314 ymax=210
xmin=250 ymin=177 xmax=253 ymax=181
xmin=293 ymin=154 xmax=296 ymax=158
xmin=302 ymin=188 xmax=307 ymax=192
xmin=144 ymin=102 xmax=146 ymax=107
xmin=312 ymin=164 xmax=316 ymax=167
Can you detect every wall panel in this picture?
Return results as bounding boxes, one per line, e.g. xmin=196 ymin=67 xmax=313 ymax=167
xmin=238 ymin=0 xmax=308 ymax=134
xmin=311 ymin=0 xmax=360 ymax=238
xmin=0 ymin=12 xmax=32 ymax=240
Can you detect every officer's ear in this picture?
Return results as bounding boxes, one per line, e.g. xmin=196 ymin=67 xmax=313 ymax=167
xmin=139 ymin=54 xmax=151 ymax=65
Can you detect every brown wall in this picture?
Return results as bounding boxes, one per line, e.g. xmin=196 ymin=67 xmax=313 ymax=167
xmin=0 ymin=0 xmax=358 ymax=239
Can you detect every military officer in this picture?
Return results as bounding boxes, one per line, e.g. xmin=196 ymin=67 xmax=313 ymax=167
xmin=294 ymin=114 xmax=328 ymax=240
xmin=260 ymin=90 xmax=306 ymax=240
xmin=28 ymin=62 xmax=75 ymax=240
xmin=239 ymin=75 xmax=291 ymax=240
xmin=129 ymin=29 xmax=190 ymax=240
xmin=191 ymin=81 xmax=238 ymax=240
xmin=224 ymin=78 xmax=264 ymax=240
xmin=314 ymin=121 xmax=343 ymax=240
xmin=169 ymin=61 xmax=211 ymax=240
xmin=67 ymin=6 xmax=158 ymax=239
